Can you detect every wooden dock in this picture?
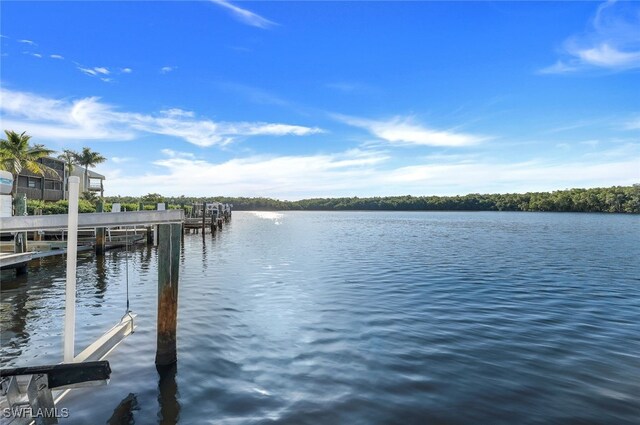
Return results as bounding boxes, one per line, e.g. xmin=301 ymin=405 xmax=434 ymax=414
xmin=0 ymin=252 xmax=33 ymax=275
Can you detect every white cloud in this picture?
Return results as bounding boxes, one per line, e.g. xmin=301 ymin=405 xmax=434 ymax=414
xmin=77 ymin=66 xmax=115 ymax=82
xmin=105 ymin=149 xmax=388 ymax=197
xmin=50 ymin=54 xmax=64 ymax=60
xmin=0 ymin=87 xmax=324 ymax=146
xmin=121 ymin=68 xmax=132 ymax=73
xmin=337 ymin=115 xmax=487 ymax=147
xmin=160 ymin=66 xmax=175 ymax=74
xmin=210 ymin=0 xmax=277 ymax=29
xmin=161 ymin=108 xmax=194 ymax=118
xmin=18 ymin=39 xmax=36 ymax=45
xmin=78 ymin=67 xmax=97 ymax=76
xmin=538 ymin=61 xmax=579 ymax=75
xmin=111 ymin=156 xmax=133 ymax=164
xmin=542 ymin=1 xmax=640 ymax=73
xmin=101 ymin=147 xmax=639 ymax=198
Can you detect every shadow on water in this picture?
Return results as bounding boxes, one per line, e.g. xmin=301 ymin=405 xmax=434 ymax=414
xmin=106 ymin=393 xmax=139 ymax=425
xmin=157 ymin=363 xmax=180 ymax=425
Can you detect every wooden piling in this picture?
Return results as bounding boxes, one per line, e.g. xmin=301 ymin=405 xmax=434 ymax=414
xmin=96 ymin=201 xmax=105 ymax=255
xmin=202 ymin=203 xmax=206 ymax=234
xmin=14 ymin=194 xmax=27 ymax=254
xmin=156 ymin=223 xmax=181 ymax=366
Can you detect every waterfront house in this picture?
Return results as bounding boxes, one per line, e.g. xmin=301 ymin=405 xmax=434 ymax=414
xmin=15 ymin=157 xmax=65 ymax=201
xmin=15 ymin=158 xmax=106 ymax=201
xmin=70 ymin=166 xmax=106 ymax=197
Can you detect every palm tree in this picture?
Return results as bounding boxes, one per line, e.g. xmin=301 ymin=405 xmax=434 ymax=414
xmin=57 ymin=149 xmax=79 ymax=199
xmin=58 ymin=149 xmax=79 ymax=174
xmin=0 ymin=130 xmax=56 ymax=198
xmin=75 ymin=147 xmax=106 ymax=192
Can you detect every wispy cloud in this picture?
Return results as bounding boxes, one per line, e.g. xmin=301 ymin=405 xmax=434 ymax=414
xmin=111 ymin=156 xmax=133 ymax=164
xmin=78 ymin=66 xmax=111 ymax=78
xmin=23 ymin=52 xmax=42 ymax=58
xmin=121 ymin=67 xmax=132 ymax=73
xmin=17 ymin=39 xmax=36 ymax=46
xmin=0 ymin=88 xmax=324 ymax=147
xmin=50 ymin=54 xmax=64 ymax=60
xmin=160 ymin=66 xmax=176 ymax=74
xmin=541 ymin=1 xmax=640 ymax=73
xmin=105 ymin=148 xmax=387 ymax=197
xmin=336 ymin=114 xmax=488 ymax=147
xmin=101 ymin=146 xmax=639 ymax=198
xmin=210 ymin=0 xmax=277 ymax=29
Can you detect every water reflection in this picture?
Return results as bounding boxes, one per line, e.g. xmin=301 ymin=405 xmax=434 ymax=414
xmin=0 ymin=282 xmax=30 ymax=360
xmin=157 ymin=363 xmax=180 ymax=425
xmin=95 ymin=254 xmax=107 ymax=300
xmin=201 ymin=235 xmax=208 ymax=271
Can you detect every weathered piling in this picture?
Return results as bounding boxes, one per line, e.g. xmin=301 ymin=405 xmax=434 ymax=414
xmin=13 ymin=194 xmax=27 ymax=255
xmin=156 ymin=223 xmax=181 ymax=366
xmin=202 ymin=203 xmax=206 ymax=234
xmin=95 ymin=201 xmax=105 ymax=255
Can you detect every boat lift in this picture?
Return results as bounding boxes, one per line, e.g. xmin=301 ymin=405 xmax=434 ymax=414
xmin=0 ymin=177 xmax=184 ymax=424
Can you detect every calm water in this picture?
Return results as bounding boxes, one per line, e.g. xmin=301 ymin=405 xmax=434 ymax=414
xmin=1 ymin=211 xmax=639 ymax=424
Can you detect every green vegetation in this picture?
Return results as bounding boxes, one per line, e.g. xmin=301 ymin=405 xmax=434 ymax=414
xmin=105 ymin=185 xmax=639 ymax=214
xmin=0 ymin=130 xmax=56 ymax=197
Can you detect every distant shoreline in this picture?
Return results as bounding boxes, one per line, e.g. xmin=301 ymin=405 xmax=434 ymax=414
xmin=101 ymin=185 xmax=639 ymax=215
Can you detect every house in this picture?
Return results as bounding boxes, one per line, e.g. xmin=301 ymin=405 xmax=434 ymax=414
xmin=15 ymin=157 xmax=65 ymax=201
xmin=15 ymin=158 xmax=106 ymax=201
xmin=70 ymin=166 xmax=106 ymax=197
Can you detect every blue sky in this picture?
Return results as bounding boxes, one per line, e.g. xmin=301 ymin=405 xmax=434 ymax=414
xmin=1 ymin=0 xmax=638 ymax=199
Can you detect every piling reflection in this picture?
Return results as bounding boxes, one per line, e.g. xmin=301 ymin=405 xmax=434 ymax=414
xmin=201 ymin=235 xmax=208 ymax=271
xmin=106 ymin=393 xmax=139 ymax=425
xmin=95 ymin=254 xmax=107 ymax=299
xmin=157 ymin=363 xmax=180 ymax=425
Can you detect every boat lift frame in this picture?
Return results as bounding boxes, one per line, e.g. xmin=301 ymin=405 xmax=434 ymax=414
xmin=0 ymin=177 xmax=184 ymax=424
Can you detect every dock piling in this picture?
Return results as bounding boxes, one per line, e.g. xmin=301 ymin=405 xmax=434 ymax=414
xmin=155 ymin=223 xmax=181 ymax=366
xmin=96 ymin=201 xmax=105 ymax=255
xmin=202 ymin=203 xmax=206 ymax=234
xmin=14 ymin=194 xmax=27 ymax=254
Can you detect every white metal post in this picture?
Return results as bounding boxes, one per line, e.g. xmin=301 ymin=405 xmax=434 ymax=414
xmin=64 ymin=176 xmax=79 ymax=363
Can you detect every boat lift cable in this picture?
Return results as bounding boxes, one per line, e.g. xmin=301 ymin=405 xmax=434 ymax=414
xmin=122 ymin=225 xmax=134 ymax=331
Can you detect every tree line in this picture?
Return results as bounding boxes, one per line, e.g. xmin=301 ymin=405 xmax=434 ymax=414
xmin=106 ymin=185 xmax=640 ymax=214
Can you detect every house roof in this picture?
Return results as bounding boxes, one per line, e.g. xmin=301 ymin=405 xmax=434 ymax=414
xmin=71 ymin=166 xmax=106 ymax=180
